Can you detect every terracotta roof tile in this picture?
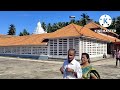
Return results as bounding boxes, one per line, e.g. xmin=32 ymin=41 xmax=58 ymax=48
xmin=73 ymin=24 xmax=109 ymax=41
xmin=45 ymin=24 xmax=81 ymax=39
xmin=46 ymin=23 xmax=109 ymax=41
xmin=85 ymin=21 xmax=109 ymax=30
xmin=0 ymin=23 xmax=120 ymax=46
xmin=85 ymin=21 xmax=118 ymax=36
xmin=98 ymin=33 xmax=120 ymax=42
xmin=0 ymin=33 xmax=51 ymax=46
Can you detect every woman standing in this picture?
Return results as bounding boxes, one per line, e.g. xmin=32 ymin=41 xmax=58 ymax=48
xmin=80 ymin=53 xmax=100 ymax=79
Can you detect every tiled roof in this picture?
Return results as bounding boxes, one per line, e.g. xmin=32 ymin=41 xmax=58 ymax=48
xmin=0 ymin=33 xmax=51 ymax=46
xmin=0 ymin=23 xmax=120 ymax=46
xmin=0 ymin=35 xmax=15 ymax=38
xmin=98 ymin=33 xmax=120 ymax=42
xmin=46 ymin=23 xmax=109 ymax=41
xmin=85 ymin=21 xmax=106 ymax=29
xmin=84 ymin=21 xmax=118 ymax=36
xmin=0 ymin=34 xmax=3 ymax=37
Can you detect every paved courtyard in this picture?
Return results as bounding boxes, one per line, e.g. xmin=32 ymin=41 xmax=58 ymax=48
xmin=0 ymin=56 xmax=119 ymax=79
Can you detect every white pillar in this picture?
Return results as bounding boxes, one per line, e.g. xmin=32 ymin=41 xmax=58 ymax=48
xmin=82 ymin=38 xmax=84 ymax=53
xmin=79 ymin=38 xmax=82 ymax=60
xmin=96 ymin=40 xmax=98 ymax=56
xmin=47 ymin=40 xmax=50 ymax=56
xmin=20 ymin=47 xmax=22 ymax=55
xmin=4 ymin=47 xmax=5 ymax=54
xmin=47 ymin=41 xmax=50 ymax=56
xmin=105 ymin=43 xmax=107 ymax=55
xmin=53 ymin=39 xmax=54 ymax=56
xmin=31 ymin=46 xmax=33 ymax=55
xmin=103 ymin=42 xmax=104 ymax=54
xmin=11 ymin=47 xmax=12 ymax=54
xmin=57 ymin=39 xmax=59 ymax=56
xmin=67 ymin=38 xmax=69 ymax=51
xmin=73 ymin=38 xmax=75 ymax=49
xmin=86 ymin=39 xmax=88 ymax=53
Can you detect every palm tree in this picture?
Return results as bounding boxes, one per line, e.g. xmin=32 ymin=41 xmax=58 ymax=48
xmin=47 ymin=23 xmax=52 ymax=33
xmin=69 ymin=19 xmax=76 ymax=24
xmin=52 ymin=23 xmax=58 ymax=32
xmin=108 ymin=18 xmax=116 ymax=29
xmin=109 ymin=16 xmax=120 ymax=35
xmin=80 ymin=13 xmax=90 ymax=26
xmin=57 ymin=22 xmax=63 ymax=29
xmin=108 ymin=16 xmax=120 ymax=38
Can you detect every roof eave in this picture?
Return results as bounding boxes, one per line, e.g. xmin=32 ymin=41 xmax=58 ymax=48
xmin=81 ymin=35 xmax=109 ymax=42
xmin=43 ymin=35 xmax=81 ymax=40
xmin=0 ymin=43 xmax=48 ymax=47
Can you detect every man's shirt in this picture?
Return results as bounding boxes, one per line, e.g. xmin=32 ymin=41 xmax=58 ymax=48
xmin=62 ymin=58 xmax=82 ymax=79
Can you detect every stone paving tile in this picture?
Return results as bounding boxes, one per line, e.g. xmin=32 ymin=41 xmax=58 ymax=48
xmin=0 ymin=56 xmax=119 ymax=79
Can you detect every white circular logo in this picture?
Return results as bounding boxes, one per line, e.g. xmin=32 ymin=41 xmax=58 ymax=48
xmin=99 ymin=14 xmax=112 ymax=27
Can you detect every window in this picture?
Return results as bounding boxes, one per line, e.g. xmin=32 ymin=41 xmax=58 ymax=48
xmin=5 ymin=47 xmax=11 ymax=54
xmin=32 ymin=46 xmax=47 ymax=55
xmin=21 ymin=47 xmax=31 ymax=54
xmin=0 ymin=47 xmax=4 ymax=53
xmin=49 ymin=38 xmax=79 ymax=56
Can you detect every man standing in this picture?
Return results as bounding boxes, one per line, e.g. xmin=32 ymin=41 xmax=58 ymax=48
xmin=116 ymin=49 xmax=120 ymax=67
xmin=60 ymin=48 xmax=82 ymax=79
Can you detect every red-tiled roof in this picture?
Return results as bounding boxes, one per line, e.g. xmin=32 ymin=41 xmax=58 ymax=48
xmin=0 ymin=33 xmax=51 ymax=46
xmin=45 ymin=23 xmax=109 ymax=41
xmin=0 ymin=23 xmax=120 ymax=46
xmin=85 ymin=21 xmax=119 ymax=36
xmin=98 ymin=33 xmax=120 ymax=42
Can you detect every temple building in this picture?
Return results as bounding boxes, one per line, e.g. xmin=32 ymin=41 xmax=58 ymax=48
xmin=0 ymin=21 xmax=120 ymax=61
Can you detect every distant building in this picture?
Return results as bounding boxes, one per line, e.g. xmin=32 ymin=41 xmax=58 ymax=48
xmin=0 ymin=22 xmax=120 ymax=60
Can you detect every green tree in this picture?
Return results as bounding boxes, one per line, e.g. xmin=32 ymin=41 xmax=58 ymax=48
xmin=57 ymin=22 xmax=63 ymax=29
xmin=80 ymin=13 xmax=90 ymax=26
xmin=108 ymin=17 xmax=120 ymax=36
xmin=59 ymin=22 xmax=69 ymax=28
xmin=41 ymin=22 xmax=47 ymax=32
xmin=65 ymin=22 xmax=69 ymax=26
xmin=23 ymin=29 xmax=30 ymax=35
xmin=19 ymin=29 xmax=30 ymax=36
xmin=116 ymin=18 xmax=120 ymax=35
xmin=8 ymin=24 xmax=16 ymax=35
xmin=47 ymin=23 xmax=52 ymax=33
xmin=94 ymin=21 xmax=99 ymax=25
xmin=19 ymin=32 xmax=23 ymax=36
xmin=108 ymin=18 xmax=116 ymax=29
xmin=52 ymin=23 xmax=58 ymax=32
xmin=69 ymin=19 xmax=76 ymax=24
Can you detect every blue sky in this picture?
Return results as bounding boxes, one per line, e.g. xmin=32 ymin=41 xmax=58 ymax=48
xmin=0 ymin=11 xmax=120 ymax=35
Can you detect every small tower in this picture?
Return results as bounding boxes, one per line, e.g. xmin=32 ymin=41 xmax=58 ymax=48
xmin=33 ymin=20 xmax=46 ymax=34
